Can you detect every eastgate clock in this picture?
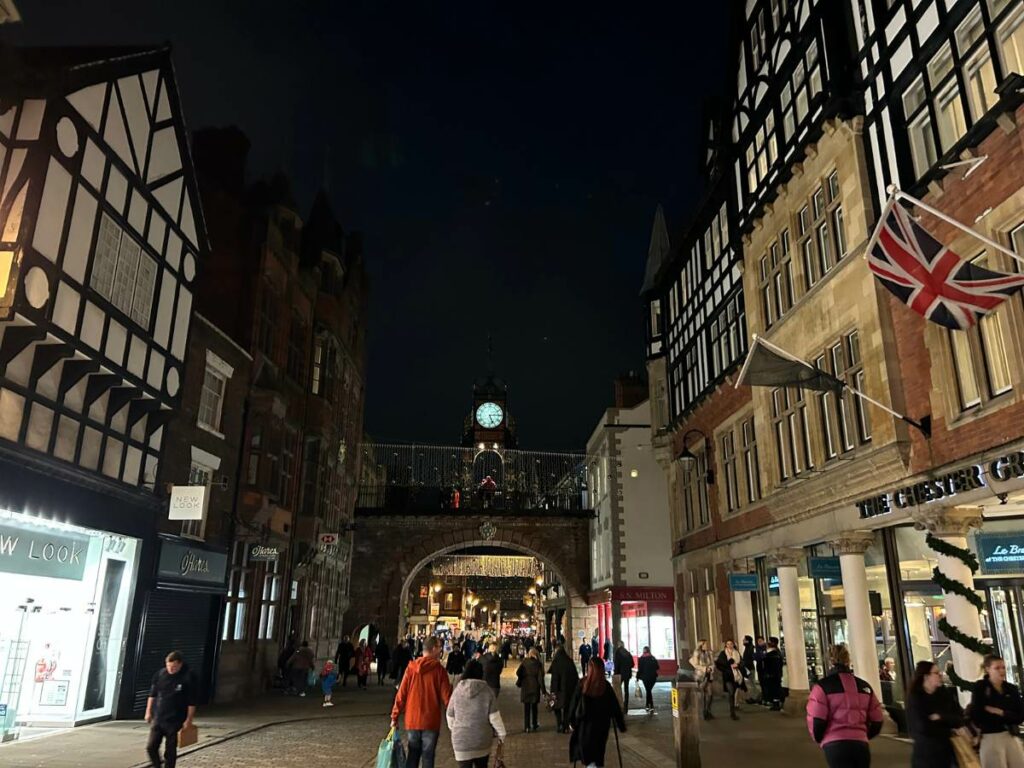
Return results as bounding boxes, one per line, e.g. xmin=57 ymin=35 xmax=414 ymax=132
xmin=475 ymin=401 xmax=504 ymax=429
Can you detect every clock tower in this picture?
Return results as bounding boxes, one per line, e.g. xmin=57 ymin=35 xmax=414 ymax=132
xmin=463 ymin=372 xmax=517 ymax=449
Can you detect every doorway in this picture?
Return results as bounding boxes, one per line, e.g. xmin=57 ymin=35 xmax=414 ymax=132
xmin=985 ymin=584 xmax=1024 ymax=685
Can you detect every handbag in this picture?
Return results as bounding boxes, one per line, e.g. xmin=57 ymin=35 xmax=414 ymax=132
xmin=177 ymin=723 xmax=198 ymax=748
xmin=951 ymin=733 xmax=981 ymax=768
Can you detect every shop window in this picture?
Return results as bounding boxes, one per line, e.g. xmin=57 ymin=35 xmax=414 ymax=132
xmin=720 ymin=431 xmax=739 ymax=513
xmin=223 ymin=542 xmax=250 ymax=642
xmin=258 ymin=560 xmax=281 ymax=640
xmin=770 ymin=387 xmax=813 ymax=482
xmin=90 ymin=213 xmax=157 ymax=329
xmin=197 ymin=364 xmax=227 ymax=434
xmin=949 ymin=253 xmax=1015 ymax=411
xmin=182 ymin=461 xmax=213 ymax=539
xmin=998 ymin=4 xmax=1024 ymax=76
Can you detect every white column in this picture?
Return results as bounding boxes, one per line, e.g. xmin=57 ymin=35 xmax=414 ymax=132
xmin=730 ymin=561 xmax=756 ymax=643
xmin=772 ymin=549 xmax=809 ymax=695
xmin=833 ymin=533 xmax=880 ymax=692
xmin=913 ymin=506 xmax=985 ymax=706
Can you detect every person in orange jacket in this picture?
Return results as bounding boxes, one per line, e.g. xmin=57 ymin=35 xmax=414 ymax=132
xmin=391 ymin=636 xmax=453 ymax=768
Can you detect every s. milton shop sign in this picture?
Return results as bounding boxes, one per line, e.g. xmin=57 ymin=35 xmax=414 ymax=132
xmin=855 ymin=451 xmax=1024 ymax=519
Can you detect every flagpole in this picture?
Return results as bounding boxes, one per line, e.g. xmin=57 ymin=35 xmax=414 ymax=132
xmin=893 ymin=188 xmax=1024 ymax=268
xmin=846 ymin=385 xmax=932 ymax=437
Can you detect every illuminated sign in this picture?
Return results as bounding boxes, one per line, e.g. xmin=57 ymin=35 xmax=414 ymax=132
xmin=978 ymin=532 xmax=1024 ymax=575
xmin=0 ymin=519 xmax=88 ymax=580
xmin=855 ymin=463 xmax=988 ymax=519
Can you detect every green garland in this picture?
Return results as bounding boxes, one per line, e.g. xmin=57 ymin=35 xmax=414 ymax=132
xmin=931 ymin=567 xmax=985 ymax=612
xmin=925 ymin=532 xmax=980 ymax=573
xmin=926 ymin=531 xmax=989 ymax=692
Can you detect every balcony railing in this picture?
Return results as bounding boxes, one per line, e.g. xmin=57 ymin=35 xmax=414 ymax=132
xmin=356 ymin=442 xmax=593 ymax=515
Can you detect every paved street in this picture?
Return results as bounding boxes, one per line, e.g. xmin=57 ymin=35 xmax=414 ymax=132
xmin=0 ymin=664 xmax=915 ymax=767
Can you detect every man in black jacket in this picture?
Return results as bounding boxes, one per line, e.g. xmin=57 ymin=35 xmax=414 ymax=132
xmin=613 ymin=640 xmax=635 ymax=711
xmin=335 ymin=635 xmax=355 ymax=686
xmin=762 ymin=637 xmax=784 ymax=711
xmin=145 ymin=651 xmax=196 ymax=768
xmin=481 ymin=643 xmax=502 ymax=698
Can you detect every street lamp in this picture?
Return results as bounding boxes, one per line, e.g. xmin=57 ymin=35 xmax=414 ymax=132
xmin=676 ymin=428 xmax=714 ymax=484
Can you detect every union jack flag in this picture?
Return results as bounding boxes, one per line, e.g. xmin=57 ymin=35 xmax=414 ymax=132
xmin=867 ymin=200 xmax=1024 ymax=330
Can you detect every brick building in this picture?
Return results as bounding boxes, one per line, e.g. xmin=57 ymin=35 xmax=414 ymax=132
xmin=642 ymin=0 xmax=1024 ymax=728
xmin=190 ymin=128 xmax=368 ymax=698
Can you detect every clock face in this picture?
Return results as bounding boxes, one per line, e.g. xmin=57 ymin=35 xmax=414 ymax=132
xmin=475 ymin=402 xmax=504 ymax=429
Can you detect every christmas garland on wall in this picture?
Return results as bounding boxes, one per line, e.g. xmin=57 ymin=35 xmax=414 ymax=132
xmin=925 ymin=532 xmax=992 ymax=691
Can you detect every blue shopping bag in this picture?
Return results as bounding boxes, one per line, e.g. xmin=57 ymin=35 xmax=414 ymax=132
xmin=376 ymin=727 xmax=406 ymax=768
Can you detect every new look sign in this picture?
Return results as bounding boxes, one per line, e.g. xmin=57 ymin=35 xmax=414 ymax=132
xmin=0 ymin=519 xmax=89 ymax=580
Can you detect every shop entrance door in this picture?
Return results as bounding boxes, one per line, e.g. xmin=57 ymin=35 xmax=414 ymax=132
xmin=987 ymin=586 xmax=1024 ymax=685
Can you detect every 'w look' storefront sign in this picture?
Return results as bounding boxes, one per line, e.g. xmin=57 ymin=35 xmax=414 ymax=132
xmin=0 ymin=519 xmax=89 ymax=580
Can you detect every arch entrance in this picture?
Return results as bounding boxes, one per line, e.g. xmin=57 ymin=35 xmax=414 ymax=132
xmin=345 ymin=513 xmax=592 ymax=649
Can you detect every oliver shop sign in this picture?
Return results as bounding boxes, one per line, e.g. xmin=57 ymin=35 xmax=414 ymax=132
xmin=0 ymin=520 xmax=89 ymax=580
xmin=855 ymin=451 xmax=1024 ymax=519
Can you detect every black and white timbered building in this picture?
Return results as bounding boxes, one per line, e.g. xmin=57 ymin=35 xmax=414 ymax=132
xmin=853 ymin=0 xmax=1024 ymax=200
xmin=0 ymin=46 xmax=207 ymax=729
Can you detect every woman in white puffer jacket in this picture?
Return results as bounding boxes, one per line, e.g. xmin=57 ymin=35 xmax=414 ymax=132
xmin=446 ymin=658 xmax=507 ymax=768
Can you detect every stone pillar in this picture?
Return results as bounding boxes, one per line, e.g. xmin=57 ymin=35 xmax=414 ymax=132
xmin=831 ymin=532 xmax=896 ymax=733
xmin=769 ymin=548 xmax=809 ymax=714
xmin=730 ymin=560 xmax=756 ymax=644
xmin=912 ymin=506 xmax=985 ymax=704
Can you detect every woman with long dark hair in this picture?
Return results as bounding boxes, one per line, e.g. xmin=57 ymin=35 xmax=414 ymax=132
xmin=568 ymin=658 xmax=626 ymax=768
xmin=971 ymin=654 xmax=1024 ymax=767
xmin=906 ymin=660 xmax=963 ymax=768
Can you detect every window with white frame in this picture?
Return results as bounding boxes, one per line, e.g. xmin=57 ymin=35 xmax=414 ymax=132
xmin=197 ymin=365 xmax=226 ymax=433
xmin=771 ymin=387 xmax=813 ymax=482
xmin=797 ymin=171 xmax=845 ymax=289
xmin=181 ymin=460 xmax=213 ymax=539
xmin=759 ymin=230 xmax=795 ymax=329
xmin=958 ymin=8 xmax=999 ymax=122
xmin=90 ymin=213 xmax=157 ymax=328
xmin=998 ymin=3 xmax=1024 ymax=76
xmin=741 ymin=416 xmax=761 ymax=504
xmin=816 ymin=331 xmax=871 ymax=462
xmin=680 ymin=447 xmax=710 ymax=531
xmin=258 ymin=559 xmax=281 ymax=640
xmin=949 ymin=250 xmax=1016 ymax=411
xmin=720 ymin=430 xmax=739 ymax=514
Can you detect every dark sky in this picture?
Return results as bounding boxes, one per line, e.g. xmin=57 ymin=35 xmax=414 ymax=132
xmin=5 ymin=1 xmax=728 ymax=450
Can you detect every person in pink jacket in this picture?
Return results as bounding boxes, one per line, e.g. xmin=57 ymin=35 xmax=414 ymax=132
xmin=806 ymin=644 xmax=884 ymax=767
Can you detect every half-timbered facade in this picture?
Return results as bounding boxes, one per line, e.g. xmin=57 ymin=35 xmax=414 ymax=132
xmin=0 ymin=45 xmax=206 ymax=728
xmin=853 ymin=0 xmax=1024 ymax=200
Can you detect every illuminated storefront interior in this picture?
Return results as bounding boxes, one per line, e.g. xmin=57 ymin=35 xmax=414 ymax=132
xmin=0 ymin=509 xmax=139 ymax=739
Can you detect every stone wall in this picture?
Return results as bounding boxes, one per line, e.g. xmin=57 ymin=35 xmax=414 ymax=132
xmin=346 ymin=513 xmax=592 ymax=644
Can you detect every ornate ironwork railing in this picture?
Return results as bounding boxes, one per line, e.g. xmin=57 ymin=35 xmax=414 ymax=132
xmin=356 ymin=442 xmax=592 ymax=514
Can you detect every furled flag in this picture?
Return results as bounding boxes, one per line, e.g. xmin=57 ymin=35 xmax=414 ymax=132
xmin=735 ymin=336 xmax=844 ymax=394
xmin=867 ymin=200 xmax=1024 ymax=330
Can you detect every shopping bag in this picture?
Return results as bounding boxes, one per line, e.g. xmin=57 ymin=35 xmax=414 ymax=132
xmin=391 ymin=727 xmax=407 ymax=768
xmin=951 ymin=733 xmax=980 ymax=768
xmin=177 ymin=723 xmax=198 ymax=748
xmin=634 ymin=684 xmax=644 ymax=700
xmin=493 ymin=740 xmax=506 ymax=768
xmin=307 ymin=669 xmax=317 ymax=687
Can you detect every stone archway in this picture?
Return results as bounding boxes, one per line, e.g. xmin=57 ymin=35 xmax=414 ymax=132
xmin=396 ymin=539 xmax=581 ymax=641
xmin=345 ymin=513 xmax=591 ymax=647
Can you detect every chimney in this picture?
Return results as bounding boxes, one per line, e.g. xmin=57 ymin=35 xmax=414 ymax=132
xmin=613 ymin=371 xmax=646 ymax=409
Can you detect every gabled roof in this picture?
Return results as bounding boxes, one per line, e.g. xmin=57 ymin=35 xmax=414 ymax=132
xmin=640 ymin=204 xmax=671 ymax=296
xmin=300 ymin=188 xmax=345 ymax=267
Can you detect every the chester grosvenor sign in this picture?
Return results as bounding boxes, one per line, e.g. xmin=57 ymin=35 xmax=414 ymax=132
xmin=855 ymin=450 xmax=1024 ymax=519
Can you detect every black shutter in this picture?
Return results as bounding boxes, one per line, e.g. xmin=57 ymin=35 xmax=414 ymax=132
xmin=133 ymin=590 xmax=216 ymax=713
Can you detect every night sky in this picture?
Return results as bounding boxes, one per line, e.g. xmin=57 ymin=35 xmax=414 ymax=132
xmin=5 ymin=2 xmax=728 ymax=450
